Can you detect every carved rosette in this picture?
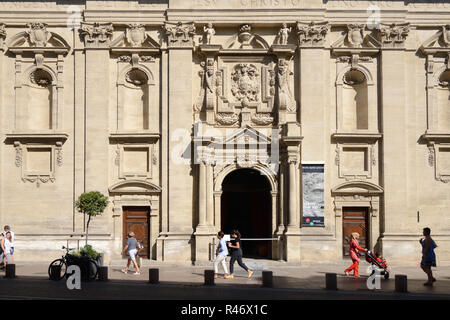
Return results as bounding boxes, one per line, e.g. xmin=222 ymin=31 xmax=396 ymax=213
xmin=378 ymin=23 xmax=410 ymax=47
xmin=80 ymin=22 xmax=113 ymax=47
xmin=126 ymin=24 xmax=146 ymax=47
xmin=347 ymin=24 xmax=365 ymax=48
xmin=296 ymin=21 xmax=329 ymax=47
xmin=164 ymin=21 xmax=196 ymax=48
xmin=27 ymin=22 xmax=51 ymax=47
xmin=231 ymin=63 xmax=260 ymax=107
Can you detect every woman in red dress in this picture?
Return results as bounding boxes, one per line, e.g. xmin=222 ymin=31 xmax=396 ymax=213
xmin=345 ymin=232 xmax=367 ymax=277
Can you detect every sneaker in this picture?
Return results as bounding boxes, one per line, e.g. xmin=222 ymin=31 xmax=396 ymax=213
xmin=224 ymin=274 xmax=233 ymax=279
xmin=248 ymin=270 xmax=254 ymax=278
xmin=134 ymin=272 xmax=141 ymax=275
xmin=121 ymin=269 xmax=128 ymax=274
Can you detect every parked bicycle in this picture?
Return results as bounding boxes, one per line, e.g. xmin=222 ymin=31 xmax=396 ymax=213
xmin=48 ymin=246 xmax=98 ymax=281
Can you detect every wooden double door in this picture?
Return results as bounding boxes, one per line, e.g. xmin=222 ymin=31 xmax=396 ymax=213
xmin=342 ymin=207 xmax=369 ymax=257
xmin=123 ymin=206 xmax=150 ymax=258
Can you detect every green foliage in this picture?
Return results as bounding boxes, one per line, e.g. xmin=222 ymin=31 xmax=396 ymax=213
xmin=75 ymin=191 xmax=108 ymax=217
xmin=69 ymin=245 xmax=101 ymax=260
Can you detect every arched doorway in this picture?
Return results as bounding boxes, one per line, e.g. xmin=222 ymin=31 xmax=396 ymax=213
xmin=221 ymin=168 xmax=272 ymax=259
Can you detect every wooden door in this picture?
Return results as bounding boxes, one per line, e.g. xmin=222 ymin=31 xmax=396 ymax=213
xmin=123 ymin=206 xmax=150 ymax=258
xmin=342 ymin=207 xmax=368 ymax=257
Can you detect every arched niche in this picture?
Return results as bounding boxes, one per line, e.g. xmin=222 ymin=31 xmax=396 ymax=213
xmin=21 ymin=66 xmax=57 ymax=131
xmin=336 ymin=65 xmax=377 ymax=133
xmin=117 ymin=65 xmax=156 ymax=132
xmin=436 ymin=69 xmax=450 ymax=131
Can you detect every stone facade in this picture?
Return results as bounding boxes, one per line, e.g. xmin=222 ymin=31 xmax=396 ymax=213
xmin=0 ymin=0 xmax=449 ymax=266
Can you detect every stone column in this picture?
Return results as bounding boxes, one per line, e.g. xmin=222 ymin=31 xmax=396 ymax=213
xmin=163 ymin=22 xmax=197 ymax=262
xmin=81 ymin=22 xmax=113 ymax=195
xmin=378 ymin=24 xmax=412 ymax=261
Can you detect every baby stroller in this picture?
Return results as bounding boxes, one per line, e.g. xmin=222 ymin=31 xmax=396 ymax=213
xmin=365 ymin=250 xmax=390 ymax=280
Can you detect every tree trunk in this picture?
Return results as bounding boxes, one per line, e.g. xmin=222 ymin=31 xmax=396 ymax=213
xmin=86 ymin=214 xmax=92 ymax=246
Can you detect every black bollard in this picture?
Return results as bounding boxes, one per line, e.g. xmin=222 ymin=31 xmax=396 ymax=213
xmin=97 ymin=266 xmax=108 ymax=281
xmin=395 ymin=274 xmax=408 ymax=293
xmin=149 ymin=268 xmax=159 ymax=284
xmin=325 ymin=273 xmax=337 ymax=290
xmin=5 ymin=264 xmax=15 ymax=278
xmin=262 ymin=271 xmax=273 ymax=288
xmin=204 ymin=269 xmax=215 ymax=286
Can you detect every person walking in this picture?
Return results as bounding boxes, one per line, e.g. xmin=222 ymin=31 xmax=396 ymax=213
xmin=1 ymin=231 xmax=14 ymax=268
xmin=420 ymin=227 xmax=437 ymax=286
xmin=344 ymin=232 xmax=367 ymax=277
xmin=121 ymin=231 xmax=141 ymax=275
xmin=213 ymin=231 xmax=231 ymax=279
xmin=228 ymin=230 xmax=253 ymax=279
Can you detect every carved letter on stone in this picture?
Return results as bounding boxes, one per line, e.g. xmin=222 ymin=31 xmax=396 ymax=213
xmin=27 ymin=23 xmax=51 ymax=47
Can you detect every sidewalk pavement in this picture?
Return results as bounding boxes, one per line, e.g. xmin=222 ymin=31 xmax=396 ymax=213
xmin=6 ymin=258 xmax=450 ymax=297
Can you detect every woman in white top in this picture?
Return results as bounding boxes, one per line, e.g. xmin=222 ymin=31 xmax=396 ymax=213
xmin=213 ymin=231 xmax=231 ymax=279
xmin=1 ymin=231 xmax=13 ymax=266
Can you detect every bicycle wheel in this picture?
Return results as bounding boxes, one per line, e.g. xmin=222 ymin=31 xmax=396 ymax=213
xmin=48 ymin=259 xmax=67 ymax=280
xmin=88 ymin=259 xmax=98 ymax=280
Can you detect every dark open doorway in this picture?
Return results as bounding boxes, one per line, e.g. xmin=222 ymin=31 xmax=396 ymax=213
xmin=221 ymin=168 xmax=272 ymax=259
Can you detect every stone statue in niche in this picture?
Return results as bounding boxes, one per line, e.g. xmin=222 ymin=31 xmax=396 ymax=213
xmin=231 ymin=63 xmax=260 ymax=107
xmin=278 ymin=23 xmax=292 ymax=45
xmin=203 ymin=23 xmax=215 ymax=45
xmin=276 ymin=59 xmax=295 ymax=112
xmin=195 ymin=58 xmax=217 ymax=112
xmin=347 ymin=24 xmax=365 ymax=48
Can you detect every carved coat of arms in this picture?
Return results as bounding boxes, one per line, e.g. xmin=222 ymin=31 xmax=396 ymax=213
xmin=231 ymin=63 xmax=260 ymax=107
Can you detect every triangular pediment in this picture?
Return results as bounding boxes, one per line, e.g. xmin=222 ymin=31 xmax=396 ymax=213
xmin=332 ymin=181 xmax=383 ymax=195
xmin=109 ymin=180 xmax=161 ymax=195
xmin=110 ymin=32 xmax=160 ymax=49
xmin=210 ymin=125 xmax=271 ymax=147
xmin=420 ymin=28 xmax=450 ymax=54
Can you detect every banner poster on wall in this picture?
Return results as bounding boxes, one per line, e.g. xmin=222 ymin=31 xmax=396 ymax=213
xmin=301 ymin=164 xmax=325 ymax=227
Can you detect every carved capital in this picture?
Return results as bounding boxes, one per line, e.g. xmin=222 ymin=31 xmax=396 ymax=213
xmin=296 ymin=21 xmax=329 ymax=47
xmin=377 ymin=23 xmax=410 ymax=48
xmin=80 ymin=22 xmax=113 ymax=48
xmin=164 ymin=21 xmax=196 ymax=48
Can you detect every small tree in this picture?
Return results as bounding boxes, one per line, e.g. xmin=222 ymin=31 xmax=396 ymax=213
xmin=75 ymin=191 xmax=108 ymax=246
